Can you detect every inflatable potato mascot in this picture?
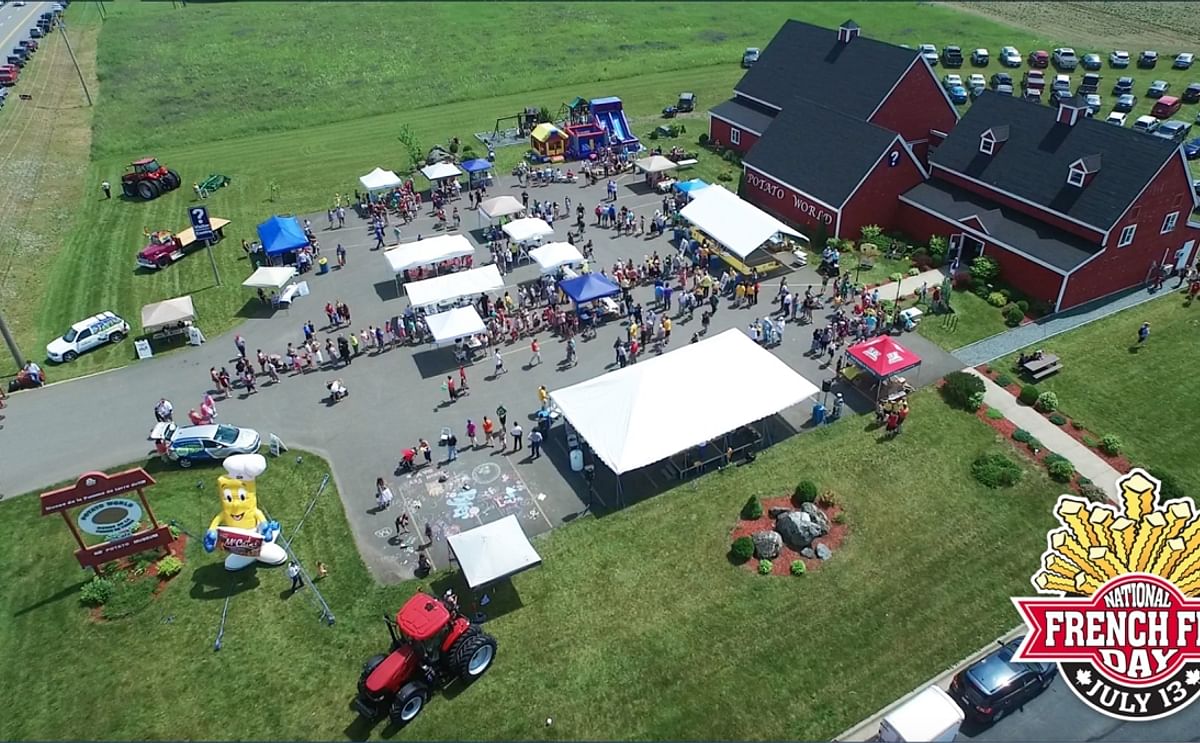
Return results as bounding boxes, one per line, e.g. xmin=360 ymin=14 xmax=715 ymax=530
xmin=202 ymin=453 xmax=288 ymax=571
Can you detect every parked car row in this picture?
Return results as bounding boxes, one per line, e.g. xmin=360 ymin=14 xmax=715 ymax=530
xmin=0 ymin=3 xmax=68 ymax=107
xmin=924 ymin=42 xmax=1194 ymax=73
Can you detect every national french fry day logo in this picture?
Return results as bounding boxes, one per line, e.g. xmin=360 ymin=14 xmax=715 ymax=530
xmin=1012 ymin=469 xmax=1200 ymax=720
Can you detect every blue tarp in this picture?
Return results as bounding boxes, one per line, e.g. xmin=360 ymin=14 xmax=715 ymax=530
xmin=461 ymin=159 xmax=492 ymax=173
xmin=256 ymin=216 xmax=308 ymax=257
xmin=560 ymin=273 xmax=620 ymax=304
xmin=674 ymin=178 xmax=710 ymax=195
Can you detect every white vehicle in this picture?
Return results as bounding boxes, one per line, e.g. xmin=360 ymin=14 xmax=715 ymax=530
xmin=1133 ymin=115 xmax=1160 ymax=134
xmin=877 ymin=686 xmax=964 ymax=743
xmin=919 ymin=43 xmax=939 ymax=65
xmin=45 ymin=311 xmax=129 ymax=362
xmin=999 ymin=46 xmax=1022 ymax=67
xmin=1110 ymin=50 xmax=1131 ymax=67
xmin=1106 ymin=111 xmax=1127 ymax=126
xmin=968 ymin=73 xmax=986 ymax=88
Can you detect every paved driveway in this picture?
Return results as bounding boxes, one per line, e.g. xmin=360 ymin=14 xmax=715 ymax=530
xmin=0 ymin=169 xmax=963 ymax=582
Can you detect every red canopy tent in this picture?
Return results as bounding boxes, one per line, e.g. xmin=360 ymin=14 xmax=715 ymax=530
xmin=845 ymin=337 xmax=922 ymax=401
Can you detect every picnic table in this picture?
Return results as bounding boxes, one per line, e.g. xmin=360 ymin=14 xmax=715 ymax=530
xmin=1020 ymin=353 xmax=1062 ymax=381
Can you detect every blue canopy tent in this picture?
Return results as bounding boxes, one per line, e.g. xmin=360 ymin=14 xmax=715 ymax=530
xmin=257 ymin=216 xmax=308 ymax=258
xmin=560 ymin=273 xmax=620 ymax=304
xmin=673 ymin=178 xmax=710 ymax=200
xmin=461 ymin=158 xmax=494 ymax=190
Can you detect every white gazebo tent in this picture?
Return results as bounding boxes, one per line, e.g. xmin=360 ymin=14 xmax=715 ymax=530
xmin=679 ymin=184 xmax=802 ymax=260
xmin=477 ymin=194 xmax=526 ymax=228
xmin=550 ymin=329 xmax=819 ymax=481
xmin=446 ymin=515 xmax=542 ymax=589
xmin=359 ymin=167 xmax=403 ymax=193
xmin=530 ymin=242 xmax=584 ymax=274
xmin=405 ymin=264 xmax=504 ymax=310
xmin=424 ymin=306 xmax=488 ymax=346
xmin=420 ymin=161 xmax=463 ymax=184
xmin=634 ymin=154 xmax=679 ymax=189
xmin=242 ymin=266 xmax=297 ymax=290
xmin=383 ymin=234 xmax=475 ymax=292
xmin=503 ymin=217 xmax=553 ymax=244
xmin=140 ymin=295 xmax=195 ymax=332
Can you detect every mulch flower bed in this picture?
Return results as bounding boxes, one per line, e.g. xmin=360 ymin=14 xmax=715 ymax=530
xmin=87 ymin=535 xmax=188 ymax=623
xmin=730 ymin=496 xmax=847 ymax=576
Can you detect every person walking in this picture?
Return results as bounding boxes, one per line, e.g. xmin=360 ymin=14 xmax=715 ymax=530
xmin=458 ymin=364 xmax=469 ymax=391
xmin=287 ymin=561 xmax=303 ymax=593
xmin=510 ymin=422 xmax=524 ymax=452
xmin=376 ymin=478 xmax=394 ymax=510
xmin=529 ymin=338 xmax=541 ymax=366
xmin=481 ymin=416 xmax=495 ymax=448
xmin=101 ymin=180 xmax=111 ymax=199
xmin=395 ymin=512 xmax=411 ymax=534
xmin=235 ymin=334 xmax=247 ymax=359
xmin=537 ymin=384 xmax=549 ymax=410
xmin=444 ymin=375 xmax=457 ymax=402
xmin=496 ymin=404 xmax=507 ymax=430
xmin=493 ymin=347 xmax=506 ymax=376
xmin=419 ymin=438 xmax=432 ymax=467
xmin=1138 ymin=321 xmax=1151 ymax=345
xmin=336 ymin=243 xmax=346 ymax=268
xmin=446 ymin=432 xmax=459 ymax=461
xmin=466 ymin=419 xmax=478 ymax=447
xmin=154 ymin=398 xmax=174 ymax=423
xmin=529 ymin=429 xmax=544 ymax=459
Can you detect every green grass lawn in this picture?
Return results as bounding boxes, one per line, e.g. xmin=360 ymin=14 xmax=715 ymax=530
xmin=917 ymin=289 xmax=1007 ymax=350
xmin=999 ymin=294 xmax=1200 ymax=493
xmin=0 ymin=395 xmax=1059 ymax=740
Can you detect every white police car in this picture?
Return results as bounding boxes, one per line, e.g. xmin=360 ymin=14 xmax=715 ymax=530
xmin=46 ymin=311 xmax=129 ymax=362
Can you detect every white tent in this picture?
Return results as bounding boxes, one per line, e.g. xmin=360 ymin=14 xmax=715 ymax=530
xmin=405 ymin=265 xmax=504 ymax=309
xmin=679 ymin=184 xmax=802 ymax=259
xmin=550 ymin=329 xmax=819 ymax=474
xmin=424 ymin=306 xmax=488 ymax=345
xmin=503 ymin=217 xmax=554 ymax=244
xmin=359 ymin=167 xmax=402 ymax=192
xmin=479 ymin=195 xmax=525 ymax=220
xmin=384 ymin=234 xmax=475 ymax=275
xmin=446 ymin=515 xmax=542 ymax=589
xmin=242 ymin=266 xmax=297 ymax=289
xmin=530 ymin=242 xmax=584 ymax=274
xmin=635 ymin=155 xmax=679 ymax=174
xmin=141 ymin=295 xmax=195 ymax=332
xmin=421 ymin=162 xmax=463 ymax=181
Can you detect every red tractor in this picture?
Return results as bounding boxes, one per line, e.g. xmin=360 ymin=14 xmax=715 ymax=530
xmin=354 ymin=591 xmax=497 ymax=727
xmin=121 ymin=157 xmax=182 ymax=201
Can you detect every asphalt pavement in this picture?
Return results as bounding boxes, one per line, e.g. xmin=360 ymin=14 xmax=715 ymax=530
xmin=0 ymin=1 xmax=51 ymax=51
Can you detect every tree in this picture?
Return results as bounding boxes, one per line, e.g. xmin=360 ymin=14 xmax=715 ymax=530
xmin=538 ymin=106 xmax=552 ymax=124
xmin=860 ymin=224 xmax=883 ymax=244
xmin=396 ymin=124 xmax=424 ymax=172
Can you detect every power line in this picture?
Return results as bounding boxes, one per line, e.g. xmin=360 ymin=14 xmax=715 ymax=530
xmin=57 ymin=20 xmax=92 ymax=107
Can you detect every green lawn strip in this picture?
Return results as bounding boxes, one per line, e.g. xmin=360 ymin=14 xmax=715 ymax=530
xmin=0 ymin=395 xmax=1057 ymax=739
xmin=998 ymin=295 xmax=1200 ymax=492
xmin=917 ymin=289 xmax=1007 ymax=350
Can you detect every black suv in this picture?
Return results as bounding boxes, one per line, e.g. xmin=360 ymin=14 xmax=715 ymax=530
xmin=942 ymin=45 xmax=964 ymax=68
xmin=949 ymin=637 xmax=1057 ymax=723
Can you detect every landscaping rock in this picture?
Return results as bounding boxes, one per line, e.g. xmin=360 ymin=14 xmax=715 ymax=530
xmin=767 ymin=506 xmax=792 ymax=519
xmin=799 ymin=502 xmax=831 ymax=534
xmin=751 ymin=530 xmax=783 ymax=560
xmin=815 ymin=543 xmax=833 ymax=561
xmin=801 ymin=548 xmax=816 ymax=559
xmin=776 ymin=511 xmax=824 ymax=550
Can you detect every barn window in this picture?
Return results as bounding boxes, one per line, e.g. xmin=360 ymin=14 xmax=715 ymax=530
xmin=979 ymin=138 xmax=994 ymax=155
xmin=730 ymin=128 xmax=741 ymax=146
xmin=1117 ymin=224 xmax=1137 ymax=248
xmin=1162 ymin=211 xmax=1179 ymax=233
xmin=1067 ymin=169 xmax=1086 ymax=188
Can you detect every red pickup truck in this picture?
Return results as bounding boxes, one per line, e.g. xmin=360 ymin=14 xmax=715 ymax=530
xmin=0 ymin=64 xmax=19 ymax=86
xmin=136 ymin=218 xmax=229 ymax=269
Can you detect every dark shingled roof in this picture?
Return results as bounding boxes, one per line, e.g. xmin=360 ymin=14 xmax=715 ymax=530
xmin=902 ymin=181 xmax=1098 ymax=272
xmin=709 ymin=98 xmax=776 ymax=136
xmin=735 ymin=19 xmax=919 ymax=118
xmin=744 ymin=104 xmax=899 ymax=207
xmin=930 ymin=91 xmax=1180 ymax=231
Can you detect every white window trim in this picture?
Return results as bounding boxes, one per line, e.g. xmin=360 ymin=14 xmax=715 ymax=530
xmin=1162 ymin=211 xmax=1180 ymax=233
xmin=1117 ymin=224 xmax=1137 ymax=248
xmin=729 ymin=128 xmax=741 ymax=146
xmin=1067 ymin=169 xmax=1086 ymax=187
xmin=979 ymin=138 xmax=994 ymax=155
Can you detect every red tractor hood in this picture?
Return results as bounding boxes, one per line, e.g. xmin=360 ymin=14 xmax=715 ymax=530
xmin=397 ymin=593 xmax=452 ymax=642
xmin=364 ymin=644 xmax=420 ymax=694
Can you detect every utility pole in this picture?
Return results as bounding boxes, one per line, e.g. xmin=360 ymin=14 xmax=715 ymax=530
xmin=0 ymin=306 xmax=24 ymax=371
xmin=206 ymin=239 xmax=222 ymax=287
xmin=58 ymin=20 xmax=92 ymax=107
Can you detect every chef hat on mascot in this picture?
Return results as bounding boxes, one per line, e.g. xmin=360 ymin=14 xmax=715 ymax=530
xmin=223 ymin=453 xmax=267 ymax=481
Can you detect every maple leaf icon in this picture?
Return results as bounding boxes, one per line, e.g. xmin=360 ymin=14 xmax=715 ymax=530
xmin=1187 ymin=669 xmax=1200 ymax=687
xmin=1076 ymin=668 xmax=1093 ymax=686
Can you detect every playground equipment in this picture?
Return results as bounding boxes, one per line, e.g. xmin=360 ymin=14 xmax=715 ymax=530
xmin=590 ymin=97 xmax=640 ymax=153
xmin=202 ymin=453 xmax=288 ymax=571
xmin=477 ymin=107 xmax=541 ymax=149
xmin=530 ymin=122 xmax=567 ymax=162
xmin=198 ymin=173 xmax=230 ymax=196
xmin=353 ymin=592 xmax=498 ymax=727
xmin=121 ymin=157 xmax=182 ymax=201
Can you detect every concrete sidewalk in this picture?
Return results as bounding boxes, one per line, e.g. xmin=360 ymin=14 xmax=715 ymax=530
xmin=966 ymin=369 xmax=1121 ymax=500
xmin=871 ymin=267 xmax=947 ymax=300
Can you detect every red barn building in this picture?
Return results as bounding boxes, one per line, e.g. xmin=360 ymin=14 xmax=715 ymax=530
xmin=896 ymin=92 xmax=1200 ymax=311
xmin=709 ymin=19 xmax=959 ymax=238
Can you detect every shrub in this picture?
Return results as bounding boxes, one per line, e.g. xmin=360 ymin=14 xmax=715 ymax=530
xmin=1071 ymin=419 xmax=1085 ymax=431
xmin=156 ymin=556 xmax=183 ymax=579
xmin=987 ymin=291 xmax=1008 ymax=307
xmin=941 ymin=371 xmax=986 ymax=410
xmin=833 ymin=511 xmax=847 ymax=525
xmin=648 ymin=128 xmax=660 ymax=140
xmin=1012 ymin=428 xmax=1033 ymax=443
xmin=741 ymin=495 xmax=764 ymax=520
xmin=1045 ymin=453 xmax=1069 ymax=467
xmin=1005 ymin=305 xmax=1025 ymax=326
xmin=698 ymin=132 xmax=710 ymax=146
xmin=1018 ymin=384 xmax=1040 ymax=405
xmin=80 ymin=577 xmax=114 ymax=607
xmin=1080 ymin=483 xmax=1109 ymax=503
xmin=722 ymin=149 xmax=740 ymax=163
xmin=1034 ymin=391 xmax=1059 ymax=413
xmin=1082 ymin=435 xmax=1099 ymax=448
xmin=758 ymin=559 xmax=774 ymax=575
xmin=970 ymin=256 xmax=1000 ymax=283
xmin=928 ymin=235 xmax=948 ymax=265
xmin=972 ymin=453 xmax=1022 ymax=488
xmin=860 ymin=224 xmax=883 ymax=243
xmin=967 ymin=391 xmax=985 ymax=412
xmin=717 ymin=171 xmax=733 ymax=182
xmin=983 ymin=364 xmax=994 ymax=374
xmin=907 ymin=267 xmax=921 ymax=277
xmin=1027 ymin=437 xmax=1042 ymax=452
xmin=1016 ymin=299 xmax=1030 ymax=313
xmin=1148 ymin=469 xmax=1187 ymax=500
xmin=995 ymin=373 xmax=1013 ymax=387
xmin=168 ymin=523 xmax=181 ymax=540
xmin=1099 ymin=434 xmax=1123 ymax=456
xmin=971 ymin=279 xmax=990 ymax=298
xmin=790 ymin=560 xmax=807 ymax=576
xmin=130 ymin=549 xmax=159 ymax=576
xmin=986 ymin=408 xmax=1005 ymax=420
xmin=1047 ymin=458 xmax=1075 ymax=482
xmin=102 ymin=579 xmax=158 ymax=621
xmin=793 ymin=480 xmax=819 ymax=505
xmin=911 ymin=250 xmax=933 ymax=269
xmin=1049 ymin=413 xmax=1068 ymax=426
xmin=730 ymin=536 xmax=755 ymax=562
xmin=889 ymin=272 xmax=904 ymax=282
xmin=816 ymin=491 xmax=840 ymax=508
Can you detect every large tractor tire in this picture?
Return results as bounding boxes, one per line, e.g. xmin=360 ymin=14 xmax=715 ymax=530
xmin=137 ymin=179 xmax=159 ymax=200
xmin=388 ymin=681 xmax=429 ymax=727
xmin=164 ymin=170 xmax=182 ymax=191
xmin=121 ymin=181 xmax=137 ymax=198
xmin=448 ymin=629 xmax=497 ymax=681
xmin=357 ymin=654 xmax=388 ymax=697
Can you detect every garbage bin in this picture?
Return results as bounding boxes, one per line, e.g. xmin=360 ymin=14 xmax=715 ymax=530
xmin=569 ymin=448 xmax=584 ymax=472
xmin=811 ymin=402 xmax=827 ymax=425
xmin=317 ymin=256 xmax=329 ymax=275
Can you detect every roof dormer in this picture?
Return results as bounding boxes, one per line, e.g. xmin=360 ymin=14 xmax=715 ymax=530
xmin=1068 ymin=154 xmax=1101 ymax=188
xmin=1056 ymin=96 xmax=1088 ymax=127
xmin=979 ymin=125 xmax=1009 ymax=155
xmin=837 ymin=19 xmax=860 ymax=44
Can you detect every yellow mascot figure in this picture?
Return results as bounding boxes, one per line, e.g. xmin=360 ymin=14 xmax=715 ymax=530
xmin=202 ymin=453 xmax=288 ymax=571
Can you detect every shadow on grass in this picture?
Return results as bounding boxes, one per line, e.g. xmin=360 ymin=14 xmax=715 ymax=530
xmin=189 ymin=561 xmax=263 ymax=600
xmin=12 ymin=578 xmax=91 ymax=617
